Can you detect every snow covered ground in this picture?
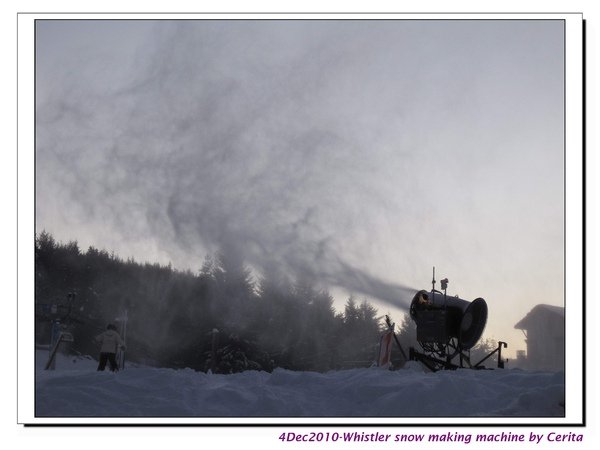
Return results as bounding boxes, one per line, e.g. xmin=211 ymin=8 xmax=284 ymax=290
xmin=35 ymin=352 xmax=565 ymax=418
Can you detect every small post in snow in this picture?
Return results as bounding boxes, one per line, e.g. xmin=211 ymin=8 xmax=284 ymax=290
xmin=44 ymin=330 xmax=73 ymax=370
xmin=210 ymin=328 xmax=219 ymax=374
xmin=116 ymin=309 xmax=128 ymax=370
xmin=47 ymin=318 xmax=61 ymax=370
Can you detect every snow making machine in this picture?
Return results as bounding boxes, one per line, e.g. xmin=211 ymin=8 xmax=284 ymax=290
xmin=407 ymin=269 xmax=507 ymax=371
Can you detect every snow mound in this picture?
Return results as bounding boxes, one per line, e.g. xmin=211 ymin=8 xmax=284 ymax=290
xmin=36 ymin=353 xmax=564 ymax=417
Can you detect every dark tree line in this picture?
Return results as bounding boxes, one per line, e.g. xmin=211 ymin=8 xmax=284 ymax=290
xmin=35 ymin=232 xmax=389 ymax=373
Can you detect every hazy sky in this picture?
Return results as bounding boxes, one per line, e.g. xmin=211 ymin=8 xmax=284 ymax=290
xmin=35 ymin=19 xmax=564 ymax=357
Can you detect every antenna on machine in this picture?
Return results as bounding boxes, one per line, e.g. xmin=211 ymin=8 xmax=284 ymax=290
xmin=431 ymin=266 xmax=436 ymax=292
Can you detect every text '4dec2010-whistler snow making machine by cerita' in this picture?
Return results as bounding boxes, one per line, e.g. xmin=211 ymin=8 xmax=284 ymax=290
xmin=379 ymin=268 xmax=507 ymax=372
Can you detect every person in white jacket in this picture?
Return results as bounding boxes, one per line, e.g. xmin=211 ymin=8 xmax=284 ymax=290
xmin=95 ymin=324 xmax=125 ymax=372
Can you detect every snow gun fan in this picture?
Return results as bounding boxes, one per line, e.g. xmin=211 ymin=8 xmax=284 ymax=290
xmin=405 ymin=268 xmax=507 ymax=371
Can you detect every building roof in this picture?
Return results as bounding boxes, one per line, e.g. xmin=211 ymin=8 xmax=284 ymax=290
xmin=514 ymin=304 xmax=565 ymax=330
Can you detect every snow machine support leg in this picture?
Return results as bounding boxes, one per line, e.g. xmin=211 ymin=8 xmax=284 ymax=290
xmin=473 ymin=341 xmax=507 ymax=369
xmin=409 ymin=346 xmax=461 ymax=372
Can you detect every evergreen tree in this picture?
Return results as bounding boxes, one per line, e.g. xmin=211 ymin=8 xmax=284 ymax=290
xmin=338 ymin=297 xmax=383 ymax=367
xmin=34 ymin=232 xmax=388 ymax=373
xmin=469 ymin=337 xmax=498 ymax=367
xmin=396 ymin=312 xmax=419 ymax=353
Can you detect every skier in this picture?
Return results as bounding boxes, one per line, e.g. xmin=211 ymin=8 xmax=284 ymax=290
xmin=95 ymin=324 xmax=126 ymax=372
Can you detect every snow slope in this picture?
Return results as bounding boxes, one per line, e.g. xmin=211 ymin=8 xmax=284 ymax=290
xmin=35 ymin=352 xmax=565 ymax=418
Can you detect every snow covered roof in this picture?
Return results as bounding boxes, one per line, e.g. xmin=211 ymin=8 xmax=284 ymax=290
xmin=514 ymin=304 xmax=565 ymax=330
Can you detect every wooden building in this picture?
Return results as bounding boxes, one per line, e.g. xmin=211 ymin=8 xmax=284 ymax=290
xmin=514 ymin=304 xmax=564 ymax=371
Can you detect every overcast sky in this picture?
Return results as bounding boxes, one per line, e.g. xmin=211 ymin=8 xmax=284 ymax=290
xmin=35 ymin=19 xmax=564 ymax=357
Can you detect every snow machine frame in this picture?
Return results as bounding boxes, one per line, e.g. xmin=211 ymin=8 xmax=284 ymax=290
xmin=390 ymin=269 xmax=507 ymax=372
xmin=408 ymin=338 xmax=507 ymax=371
